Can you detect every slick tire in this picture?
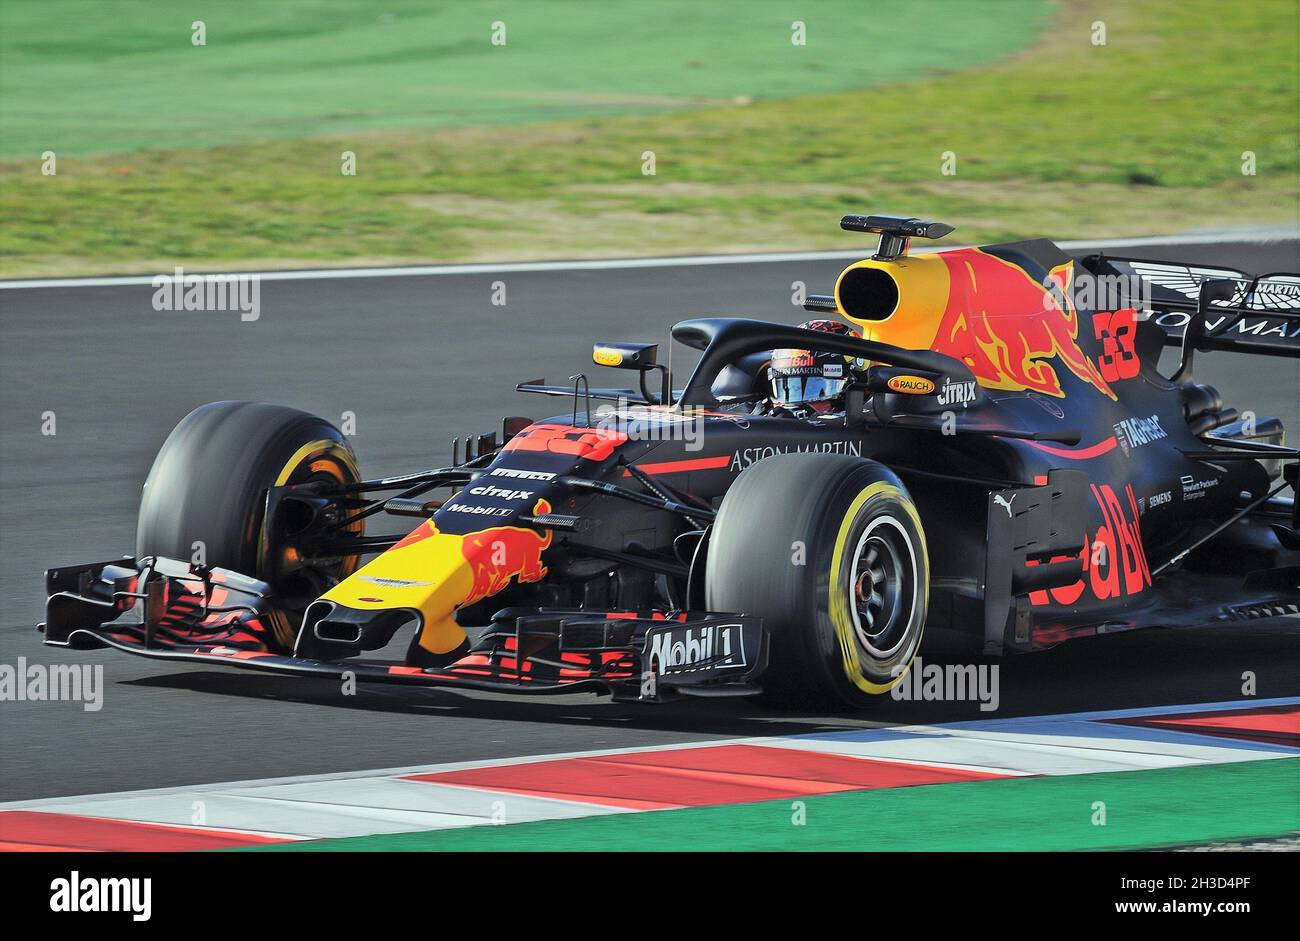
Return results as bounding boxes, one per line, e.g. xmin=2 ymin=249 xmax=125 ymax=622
xmin=706 ymin=453 xmax=928 ymax=710
xmin=136 ymin=401 xmax=362 ymax=616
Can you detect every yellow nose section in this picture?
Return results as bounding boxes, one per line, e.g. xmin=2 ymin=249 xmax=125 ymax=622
xmin=321 ymin=523 xmax=474 ymax=655
xmin=320 ymin=503 xmax=554 ymax=657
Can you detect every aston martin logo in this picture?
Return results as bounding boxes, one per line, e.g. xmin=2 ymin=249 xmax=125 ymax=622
xmin=358 ymin=576 xmax=433 ymax=588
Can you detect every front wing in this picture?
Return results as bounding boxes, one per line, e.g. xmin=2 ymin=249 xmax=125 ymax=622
xmin=39 ymin=556 xmax=767 ymax=702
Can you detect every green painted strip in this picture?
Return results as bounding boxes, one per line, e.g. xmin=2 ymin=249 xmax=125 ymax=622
xmin=250 ymin=757 xmax=1300 ymax=852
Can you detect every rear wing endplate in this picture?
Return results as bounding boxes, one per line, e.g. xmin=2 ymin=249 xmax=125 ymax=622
xmin=1081 ymin=254 xmax=1300 ymax=358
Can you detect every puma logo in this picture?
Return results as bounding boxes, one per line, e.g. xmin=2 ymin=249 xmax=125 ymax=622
xmin=993 ymin=493 xmax=1016 ymax=517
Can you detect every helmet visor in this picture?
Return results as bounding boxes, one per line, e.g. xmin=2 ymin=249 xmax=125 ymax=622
xmin=771 ymin=374 xmax=847 ymax=406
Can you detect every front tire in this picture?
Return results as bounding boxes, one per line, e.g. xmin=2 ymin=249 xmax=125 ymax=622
xmin=136 ymin=401 xmax=362 ymax=643
xmin=706 ymin=453 xmax=928 ymax=709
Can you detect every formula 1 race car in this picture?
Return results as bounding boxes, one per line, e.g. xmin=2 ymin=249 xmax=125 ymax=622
xmin=41 ymin=214 xmax=1300 ymax=708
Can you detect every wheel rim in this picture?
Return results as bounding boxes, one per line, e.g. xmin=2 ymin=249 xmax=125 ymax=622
xmin=259 ymin=440 xmax=363 ymax=606
xmin=847 ymin=517 xmax=915 ymax=659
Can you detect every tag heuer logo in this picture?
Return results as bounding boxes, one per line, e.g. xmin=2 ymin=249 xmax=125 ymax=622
xmin=1113 ymin=414 xmax=1167 ymax=455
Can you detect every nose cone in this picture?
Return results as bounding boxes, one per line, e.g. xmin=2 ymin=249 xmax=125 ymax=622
xmin=320 ymin=499 xmax=553 ymax=656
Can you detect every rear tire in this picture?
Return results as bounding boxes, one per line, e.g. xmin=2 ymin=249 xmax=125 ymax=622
xmin=136 ymin=401 xmax=362 ymax=641
xmin=706 ymin=453 xmax=928 ymax=710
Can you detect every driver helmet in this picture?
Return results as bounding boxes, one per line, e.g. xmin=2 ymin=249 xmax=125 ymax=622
xmin=768 ymin=319 xmax=864 ymax=414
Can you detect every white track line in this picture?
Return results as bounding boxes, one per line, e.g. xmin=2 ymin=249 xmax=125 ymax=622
xmin=3 ymin=696 xmax=1293 ymax=810
xmin=1 ymin=228 xmax=1295 ymax=290
xmin=4 ymin=698 xmax=1293 ymax=843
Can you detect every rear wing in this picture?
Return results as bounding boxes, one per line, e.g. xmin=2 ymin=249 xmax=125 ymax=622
xmin=1081 ymin=254 xmax=1300 ymax=358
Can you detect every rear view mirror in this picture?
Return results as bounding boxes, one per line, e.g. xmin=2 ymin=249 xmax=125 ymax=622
xmin=592 ymin=342 xmax=670 ymax=405
xmin=593 ymin=342 xmax=658 ymax=369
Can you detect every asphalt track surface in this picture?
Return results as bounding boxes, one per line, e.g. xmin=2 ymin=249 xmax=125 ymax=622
xmin=1 ymin=238 xmax=1297 ymax=802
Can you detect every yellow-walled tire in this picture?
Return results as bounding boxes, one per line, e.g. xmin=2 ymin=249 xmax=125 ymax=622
xmin=136 ymin=401 xmax=362 ymax=641
xmin=706 ymin=453 xmax=928 ymax=710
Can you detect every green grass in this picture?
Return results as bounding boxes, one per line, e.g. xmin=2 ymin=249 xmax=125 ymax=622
xmin=0 ymin=0 xmax=1047 ymax=156
xmin=1 ymin=0 xmax=1296 ymax=277
xmin=248 ymin=758 xmax=1300 ymax=852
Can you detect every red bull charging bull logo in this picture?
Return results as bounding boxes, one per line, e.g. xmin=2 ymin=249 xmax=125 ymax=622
xmin=1027 ymin=483 xmax=1151 ymax=607
xmin=459 ymin=498 xmax=553 ymax=607
xmin=932 ymin=250 xmax=1117 ymax=400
